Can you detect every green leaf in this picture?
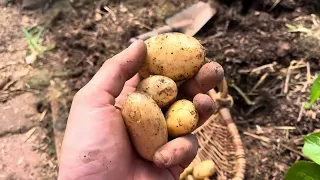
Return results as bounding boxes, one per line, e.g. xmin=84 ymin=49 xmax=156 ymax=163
xmin=286 ymin=24 xmax=297 ymax=30
xmin=302 ymin=132 xmax=320 ymax=165
xmin=304 ymin=103 xmax=312 ymax=109
xmin=305 ymin=75 xmax=320 ymax=109
xmin=284 ymin=161 xmax=320 ymax=180
xmin=35 ymin=26 xmax=45 ymax=42
xmin=22 ymin=27 xmax=33 ymax=39
xmin=286 ymin=24 xmax=312 ymax=34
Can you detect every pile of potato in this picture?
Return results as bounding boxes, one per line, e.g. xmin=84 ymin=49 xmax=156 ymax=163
xmin=121 ymin=33 xmax=212 ymax=169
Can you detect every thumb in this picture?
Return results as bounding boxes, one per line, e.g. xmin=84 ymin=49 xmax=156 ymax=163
xmin=153 ymin=134 xmax=198 ymax=169
xmin=78 ymin=40 xmax=147 ymax=106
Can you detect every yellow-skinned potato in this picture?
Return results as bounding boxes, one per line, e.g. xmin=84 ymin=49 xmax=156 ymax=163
xmin=179 ymin=161 xmax=196 ymax=180
xmin=186 ymin=175 xmax=195 ymax=180
xmin=136 ymin=75 xmax=178 ymax=108
xmin=193 ymin=160 xmax=216 ymax=179
xmin=139 ymin=32 xmax=205 ymax=81
xmin=165 ymin=99 xmax=199 ymax=138
xmin=121 ymin=92 xmax=168 ymax=161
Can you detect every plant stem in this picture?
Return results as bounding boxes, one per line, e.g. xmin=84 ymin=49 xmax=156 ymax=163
xmin=229 ymin=81 xmax=254 ymax=105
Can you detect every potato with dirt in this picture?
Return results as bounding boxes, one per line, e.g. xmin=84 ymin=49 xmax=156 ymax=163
xmin=122 ymin=32 xmax=217 ymax=163
xmin=139 ymin=32 xmax=206 ymax=82
xmin=136 ymin=75 xmax=178 ymax=108
xmin=192 ymin=160 xmax=216 ymax=179
xmin=121 ymin=92 xmax=168 ymax=161
xmin=165 ymin=99 xmax=199 ymax=138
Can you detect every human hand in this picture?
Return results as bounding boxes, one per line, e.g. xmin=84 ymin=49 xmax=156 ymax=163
xmin=57 ymin=40 xmax=224 ymax=180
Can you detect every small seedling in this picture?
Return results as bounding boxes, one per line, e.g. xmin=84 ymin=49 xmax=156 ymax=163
xmin=22 ymin=26 xmax=55 ymax=64
xmin=304 ymin=75 xmax=320 ymax=109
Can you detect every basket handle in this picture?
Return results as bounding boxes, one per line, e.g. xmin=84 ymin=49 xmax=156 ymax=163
xmin=208 ymin=77 xmax=233 ymax=109
xmin=207 ymin=77 xmax=246 ymax=180
xmin=217 ymin=77 xmax=228 ymax=99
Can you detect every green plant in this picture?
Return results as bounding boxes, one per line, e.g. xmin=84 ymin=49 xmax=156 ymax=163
xmin=304 ymin=75 xmax=320 ymax=109
xmin=286 ymin=24 xmax=314 ymax=35
xmin=22 ymin=26 xmax=55 ymax=64
xmin=228 ymin=80 xmax=254 ymax=106
xmin=284 ymin=132 xmax=320 ymax=180
xmin=286 ymin=15 xmax=320 ymax=58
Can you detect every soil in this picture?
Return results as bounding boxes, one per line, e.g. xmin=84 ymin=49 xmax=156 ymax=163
xmin=1 ymin=0 xmax=320 ymax=179
xmin=0 ymin=4 xmax=58 ymax=179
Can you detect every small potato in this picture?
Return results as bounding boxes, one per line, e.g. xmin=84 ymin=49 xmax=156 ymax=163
xmin=139 ymin=32 xmax=205 ymax=82
xmin=136 ymin=75 xmax=178 ymax=108
xmin=193 ymin=160 xmax=216 ymax=179
xmin=179 ymin=171 xmax=188 ymax=180
xmin=186 ymin=175 xmax=195 ymax=180
xmin=121 ymin=92 xmax=168 ymax=161
xmin=165 ymin=99 xmax=199 ymax=138
xmin=184 ymin=162 xmax=195 ymax=174
xmin=179 ymin=161 xmax=196 ymax=180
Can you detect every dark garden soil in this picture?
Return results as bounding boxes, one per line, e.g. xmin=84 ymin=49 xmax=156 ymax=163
xmin=47 ymin=0 xmax=320 ymax=179
xmin=2 ymin=0 xmax=320 ymax=179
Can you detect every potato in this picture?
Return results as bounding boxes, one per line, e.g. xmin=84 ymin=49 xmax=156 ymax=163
xmin=165 ymin=99 xmax=199 ymax=138
xmin=136 ymin=75 xmax=178 ymax=108
xmin=179 ymin=161 xmax=196 ymax=180
xmin=184 ymin=162 xmax=195 ymax=174
xmin=186 ymin=175 xmax=195 ymax=180
xmin=193 ymin=160 xmax=216 ymax=179
xmin=121 ymin=92 xmax=168 ymax=161
xmin=139 ymin=32 xmax=205 ymax=82
xmin=179 ymin=171 xmax=188 ymax=180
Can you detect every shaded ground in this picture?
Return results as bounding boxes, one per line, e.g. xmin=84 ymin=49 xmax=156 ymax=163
xmin=1 ymin=0 xmax=320 ymax=179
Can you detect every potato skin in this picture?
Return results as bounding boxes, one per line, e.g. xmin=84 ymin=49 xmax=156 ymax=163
xmin=193 ymin=160 xmax=216 ymax=179
xmin=136 ymin=75 xmax=178 ymax=108
xmin=121 ymin=92 xmax=168 ymax=161
xmin=139 ymin=32 xmax=205 ymax=81
xmin=165 ymin=99 xmax=199 ymax=138
xmin=186 ymin=175 xmax=195 ymax=180
xmin=179 ymin=161 xmax=196 ymax=180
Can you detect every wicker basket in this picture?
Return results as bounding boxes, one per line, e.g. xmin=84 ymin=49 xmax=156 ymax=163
xmin=187 ymin=78 xmax=246 ymax=180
